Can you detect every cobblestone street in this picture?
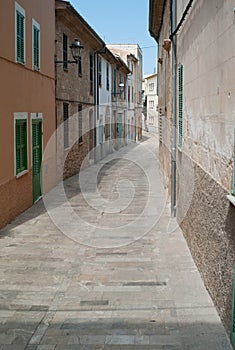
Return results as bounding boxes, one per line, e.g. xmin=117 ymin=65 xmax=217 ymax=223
xmin=0 ymin=133 xmax=231 ymax=349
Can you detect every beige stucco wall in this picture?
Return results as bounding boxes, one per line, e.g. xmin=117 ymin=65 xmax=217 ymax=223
xmin=177 ymin=0 xmax=234 ymax=191
xmin=0 ymin=0 xmax=56 ymax=228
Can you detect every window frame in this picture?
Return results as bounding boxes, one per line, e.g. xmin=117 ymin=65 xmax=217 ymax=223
xmin=32 ymin=19 xmax=40 ymax=71
xmin=14 ymin=112 xmax=28 ymax=177
xmin=15 ymin=2 xmax=25 ymax=64
xmin=149 ymin=83 xmax=154 ymax=91
xmin=106 ymin=62 xmax=110 ymax=91
xmin=149 ymin=100 xmax=154 ymax=109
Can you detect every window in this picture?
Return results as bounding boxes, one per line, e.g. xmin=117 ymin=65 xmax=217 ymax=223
xmin=106 ymin=62 xmax=109 ymax=91
xmin=63 ymin=33 xmax=68 ymax=70
xmin=15 ymin=114 xmax=28 ymax=175
xmin=149 ymin=100 xmax=154 ymax=109
xmin=178 ymin=64 xmax=183 ymax=148
xmin=78 ymin=104 xmax=83 ymax=143
xmin=32 ymin=19 xmax=40 ymax=71
xmin=89 ymin=54 xmax=94 ymax=95
xmin=98 ymin=56 xmax=102 ymax=87
xmin=149 ymin=83 xmax=154 ymax=91
xmin=132 ymin=86 xmax=134 ymax=103
xmin=15 ymin=2 xmax=25 ymax=64
xmin=63 ymin=103 xmax=69 ymax=149
xmin=78 ymin=54 xmax=82 ymax=75
xmin=113 ymin=69 xmax=117 ymax=96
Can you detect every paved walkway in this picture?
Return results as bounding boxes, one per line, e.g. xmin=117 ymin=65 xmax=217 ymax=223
xmin=0 ymin=133 xmax=232 ymax=349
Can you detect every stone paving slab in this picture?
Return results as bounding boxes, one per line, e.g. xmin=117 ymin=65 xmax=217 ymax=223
xmin=0 ymin=133 xmax=232 ymax=349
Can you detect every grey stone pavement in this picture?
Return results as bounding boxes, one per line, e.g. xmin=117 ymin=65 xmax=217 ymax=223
xmin=0 ymin=132 xmax=232 ymax=349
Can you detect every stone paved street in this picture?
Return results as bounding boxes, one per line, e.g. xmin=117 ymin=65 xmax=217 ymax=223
xmin=0 ymin=133 xmax=232 ymax=349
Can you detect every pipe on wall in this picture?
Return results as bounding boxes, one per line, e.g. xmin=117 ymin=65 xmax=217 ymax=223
xmin=171 ymin=0 xmax=177 ymax=217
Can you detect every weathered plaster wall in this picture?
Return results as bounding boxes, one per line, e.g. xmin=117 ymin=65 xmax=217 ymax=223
xmin=177 ymin=0 xmax=234 ymax=191
xmin=178 ymin=156 xmax=235 ymax=334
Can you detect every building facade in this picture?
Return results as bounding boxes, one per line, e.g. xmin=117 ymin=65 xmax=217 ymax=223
xmin=143 ymin=73 xmax=158 ymax=133
xmin=55 ymin=1 xmax=132 ymax=174
xmin=149 ymin=0 xmax=235 ymax=337
xmin=0 ymin=0 xmax=56 ymax=229
xmin=55 ymin=0 xmax=105 ymax=179
xmin=108 ymin=44 xmax=143 ymax=142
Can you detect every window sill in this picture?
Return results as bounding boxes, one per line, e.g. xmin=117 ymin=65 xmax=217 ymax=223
xmin=16 ymin=169 xmax=29 ymax=179
xmin=227 ymin=194 xmax=235 ymax=206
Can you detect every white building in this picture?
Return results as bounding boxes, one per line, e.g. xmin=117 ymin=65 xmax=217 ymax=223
xmin=143 ymin=73 xmax=158 ymax=133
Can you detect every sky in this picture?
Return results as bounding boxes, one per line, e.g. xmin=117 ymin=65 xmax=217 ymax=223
xmin=69 ymin=0 xmax=158 ymax=75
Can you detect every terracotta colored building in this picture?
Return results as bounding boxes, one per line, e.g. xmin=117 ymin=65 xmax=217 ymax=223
xmin=0 ymin=0 xmax=56 ymax=229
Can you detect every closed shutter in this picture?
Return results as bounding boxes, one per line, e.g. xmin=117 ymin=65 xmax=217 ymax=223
xmin=15 ymin=119 xmax=27 ymax=174
xmin=178 ymin=64 xmax=183 ymax=148
xmin=63 ymin=33 xmax=68 ymax=70
xmin=89 ymin=54 xmax=93 ymax=95
xmin=32 ymin=120 xmax=42 ymax=202
xmin=78 ymin=104 xmax=83 ymax=143
xmin=33 ymin=25 xmax=40 ymax=70
xmin=16 ymin=10 xmax=25 ymax=63
xmin=63 ymin=103 xmax=69 ymax=149
xmin=78 ymin=55 xmax=82 ymax=75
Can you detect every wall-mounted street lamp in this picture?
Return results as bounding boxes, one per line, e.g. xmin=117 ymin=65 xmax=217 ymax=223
xmin=55 ymin=38 xmax=84 ymax=64
xmin=112 ymin=82 xmax=125 ymax=97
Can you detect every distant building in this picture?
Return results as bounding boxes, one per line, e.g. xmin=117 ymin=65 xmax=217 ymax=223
xmin=143 ymin=73 xmax=158 ymax=133
xmin=108 ymin=44 xmax=143 ymax=141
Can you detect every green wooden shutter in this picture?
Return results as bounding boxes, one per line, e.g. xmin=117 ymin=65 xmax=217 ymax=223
xmin=33 ymin=25 xmax=40 ymax=70
xmin=178 ymin=64 xmax=183 ymax=148
xmin=15 ymin=119 xmax=27 ymax=174
xmin=32 ymin=121 xmax=42 ymax=202
xmin=16 ymin=10 xmax=25 ymax=63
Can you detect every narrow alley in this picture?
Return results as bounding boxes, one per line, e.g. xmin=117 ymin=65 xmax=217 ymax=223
xmin=0 ymin=133 xmax=231 ymax=349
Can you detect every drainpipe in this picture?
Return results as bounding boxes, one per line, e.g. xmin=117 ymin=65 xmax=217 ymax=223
xmin=94 ymin=52 xmax=98 ymax=162
xmin=171 ymin=0 xmax=177 ymax=217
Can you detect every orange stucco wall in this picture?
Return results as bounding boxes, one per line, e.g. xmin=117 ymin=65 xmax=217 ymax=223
xmin=0 ymin=0 xmax=56 ymax=228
